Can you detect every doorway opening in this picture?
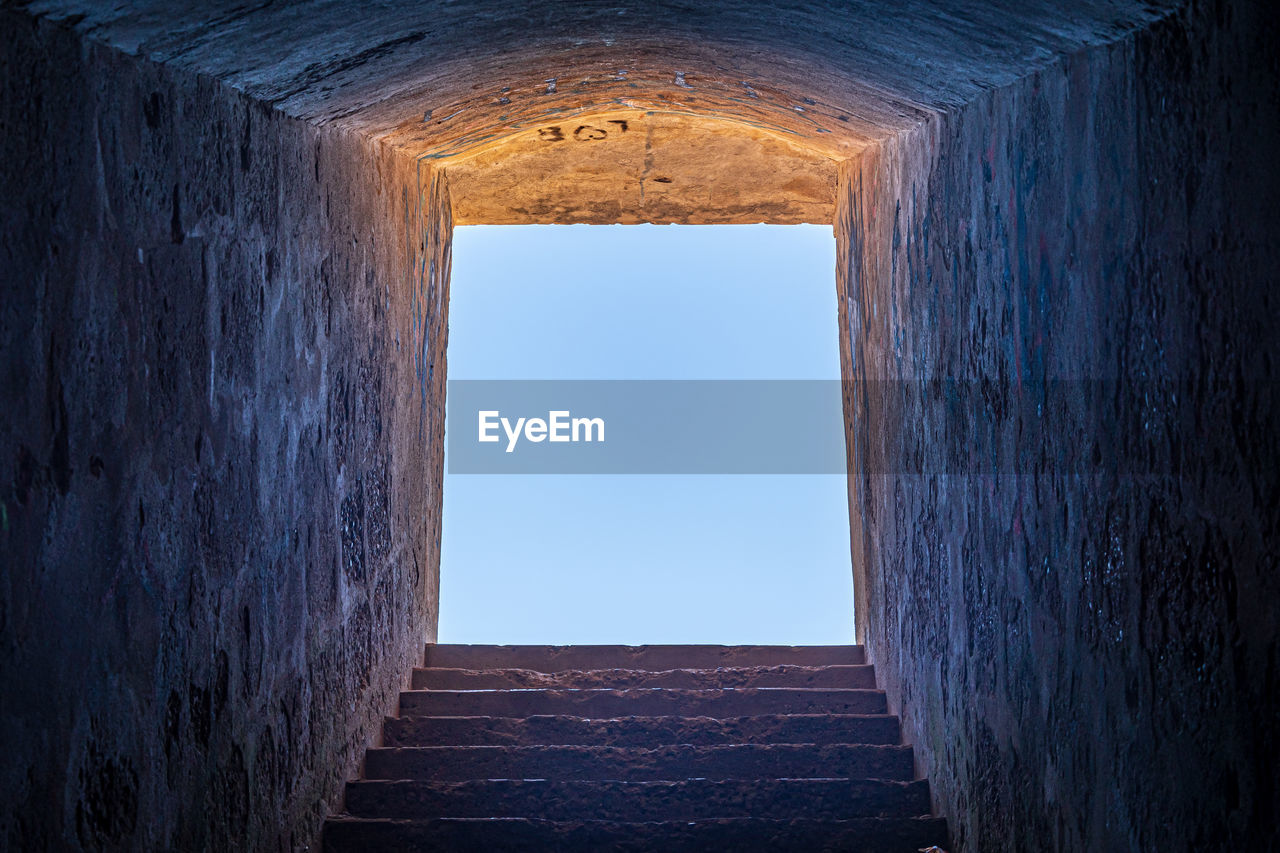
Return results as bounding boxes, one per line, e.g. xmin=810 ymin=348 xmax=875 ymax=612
xmin=438 ymin=224 xmax=852 ymax=644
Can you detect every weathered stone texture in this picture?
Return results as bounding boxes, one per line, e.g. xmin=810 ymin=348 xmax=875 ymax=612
xmin=327 ymin=644 xmax=948 ymax=851
xmin=13 ymin=0 xmax=1173 ymax=225
xmin=838 ymin=1 xmax=1279 ymax=849
xmin=0 ymin=13 xmax=448 ymax=850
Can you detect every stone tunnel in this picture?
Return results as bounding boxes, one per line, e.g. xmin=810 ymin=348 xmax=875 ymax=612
xmin=0 ymin=0 xmax=1277 ymax=849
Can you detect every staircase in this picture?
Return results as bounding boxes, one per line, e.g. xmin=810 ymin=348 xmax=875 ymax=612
xmin=324 ymin=644 xmax=948 ymax=852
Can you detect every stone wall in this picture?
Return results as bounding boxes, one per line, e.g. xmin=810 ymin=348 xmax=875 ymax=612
xmin=838 ymin=1 xmax=1279 ymax=848
xmin=0 ymin=13 xmax=449 ymax=849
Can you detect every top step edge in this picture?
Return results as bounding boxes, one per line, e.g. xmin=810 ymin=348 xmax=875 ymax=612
xmin=426 ymin=645 xmax=866 ymax=669
xmin=415 ymin=664 xmax=874 ymax=672
xmin=426 ymin=645 xmax=864 ymax=651
xmin=387 ymin=713 xmax=901 ymax=721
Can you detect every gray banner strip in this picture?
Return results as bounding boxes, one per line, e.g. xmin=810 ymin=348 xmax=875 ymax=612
xmin=447 ymin=380 xmax=845 ymax=474
xmin=445 ymin=379 xmax=1276 ymax=475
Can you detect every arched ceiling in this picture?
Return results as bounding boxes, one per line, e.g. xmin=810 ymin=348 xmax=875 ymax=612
xmin=21 ymin=0 xmax=1176 ymax=223
xmin=364 ymin=38 xmax=897 ymax=223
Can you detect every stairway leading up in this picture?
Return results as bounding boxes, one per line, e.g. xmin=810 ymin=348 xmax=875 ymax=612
xmin=324 ymin=644 xmax=948 ymax=852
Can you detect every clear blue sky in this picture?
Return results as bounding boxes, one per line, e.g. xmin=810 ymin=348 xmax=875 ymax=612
xmin=438 ymin=224 xmax=854 ymax=644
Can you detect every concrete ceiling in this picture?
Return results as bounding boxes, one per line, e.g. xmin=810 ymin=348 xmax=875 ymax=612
xmin=19 ymin=0 xmax=1176 ymax=223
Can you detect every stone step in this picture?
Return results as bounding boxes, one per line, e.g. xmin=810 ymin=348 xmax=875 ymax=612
xmin=362 ymin=743 xmax=915 ymax=782
xmin=328 ymin=644 xmax=945 ymax=850
xmin=343 ymin=777 xmax=933 ymax=820
xmin=411 ymin=664 xmax=878 ymax=690
xmin=324 ymin=815 xmax=949 ymax=853
xmin=383 ymin=712 xmax=901 ymax=747
xmin=424 ymin=643 xmax=864 ymax=671
xmin=398 ymin=687 xmax=887 ymax=717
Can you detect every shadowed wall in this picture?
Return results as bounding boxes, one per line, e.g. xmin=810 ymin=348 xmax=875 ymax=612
xmin=838 ymin=2 xmax=1279 ymax=848
xmin=0 ymin=15 xmax=449 ymax=848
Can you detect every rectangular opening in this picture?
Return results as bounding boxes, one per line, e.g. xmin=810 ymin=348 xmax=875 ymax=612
xmin=439 ymin=224 xmax=852 ymax=644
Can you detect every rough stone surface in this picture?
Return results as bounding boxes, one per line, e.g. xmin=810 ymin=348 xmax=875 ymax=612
xmin=343 ymin=777 xmax=933 ymax=820
xmin=837 ymin=1 xmax=1279 ymax=849
xmin=363 ymin=743 xmax=915 ymax=782
xmin=12 ymin=0 xmax=1173 ymax=225
xmin=442 ymin=110 xmax=839 ymax=225
xmin=381 ymin=713 xmax=902 ymax=748
xmin=0 ymin=13 xmax=449 ymax=850
xmin=322 ymin=815 xmax=952 ymax=853
xmin=327 ymin=644 xmax=945 ymax=851
xmin=398 ymin=686 xmax=889 ymax=717
xmin=410 ymin=664 xmax=878 ymax=689
xmin=422 ymin=643 xmax=865 ymax=669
